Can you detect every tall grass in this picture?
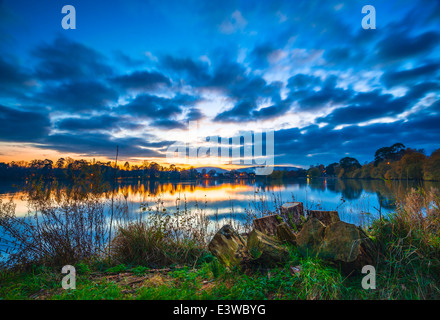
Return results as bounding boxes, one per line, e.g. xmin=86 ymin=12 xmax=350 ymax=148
xmin=0 ymin=179 xmax=213 ymax=270
xmin=0 ymin=179 xmax=128 ymax=269
xmin=111 ymin=197 xmax=210 ymax=267
xmin=369 ymin=187 xmax=440 ymax=298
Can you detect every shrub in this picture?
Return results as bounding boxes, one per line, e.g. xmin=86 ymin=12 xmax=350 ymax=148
xmin=111 ymin=220 xmax=207 ymax=268
xmin=0 ymin=191 xmax=109 ymax=269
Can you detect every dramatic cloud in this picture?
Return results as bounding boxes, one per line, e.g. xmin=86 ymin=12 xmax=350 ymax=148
xmin=376 ymin=31 xmax=440 ymax=62
xmin=381 ymin=63 xmax=440 ymax=88
xmin=162 ymin=56 xmax=210 ymax=85
xmin=33 ymin=37 xmax=113 ymax=81
xmin=0 ymin=105 xmax=50 ymax=142
xmin=0 ymin=0 xmax=439 ymax=164
xmin=44 ymin=132 xmax=165 ymax=158
xmin=41 ymin=81 xmax=119 ymax=112
xmin=111 ymin=70 xmax=171 ymax=91
xmin=55 ymin=115 xmax=121 ymax=132
xmin=289 ymin=75 xmax=353 ymax=112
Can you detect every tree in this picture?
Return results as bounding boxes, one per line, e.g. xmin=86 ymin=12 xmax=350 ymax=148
xmin=374 ymin=143 xmax=405 ymax=165
xmin=325 ymin=163 xmax=340 ymax=176
xmin=360 ymin=163 xmax=373 ymax=179
xmin=147 ymin=162 xmax=161 ymax=179
xmin=189 ymin=167 xmax=197 ymax=179
xmin=399 ymin=149 xmax=426 ymax=180
xmin=56 ymin=158 xmax=66 ymax=169
xmin=424 ymin=149 xmax=440 ymax=181
xmin=339 ymin=157 xmax=361 ymax=171
xmin=141 ymin=160 xmax=150 ymax=170
xmin=308 ymin=167 xmax=321 ymax=178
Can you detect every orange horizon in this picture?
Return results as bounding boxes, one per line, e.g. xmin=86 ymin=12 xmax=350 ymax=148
xmin=0 ymin=152 xmax=262 ymax=170
xmin=0 ymin=143 xmax=304 ymax=169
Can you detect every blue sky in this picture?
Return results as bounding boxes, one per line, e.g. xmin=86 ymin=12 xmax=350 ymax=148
xmin=0 ymin=0 xmax=439 ymax=167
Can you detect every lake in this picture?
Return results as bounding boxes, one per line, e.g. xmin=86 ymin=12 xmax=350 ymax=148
xmin=1 ymin=178 xmax=439 ymax=227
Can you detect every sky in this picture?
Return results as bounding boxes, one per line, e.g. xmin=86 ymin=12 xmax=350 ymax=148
xmin=0 ymin=0 xmax=439 ymax=168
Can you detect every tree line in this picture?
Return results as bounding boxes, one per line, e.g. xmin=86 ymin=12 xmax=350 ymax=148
xmin=0 ymin=158 xmax=255 ymax=182
xmin=307 ymin=143 xmax=440 ymax=181
xmin=0 ymin=143 xmax=439 ymax=182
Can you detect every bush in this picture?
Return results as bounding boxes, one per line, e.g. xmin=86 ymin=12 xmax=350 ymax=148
xmin=111 ymin=220 xmax=207 ymax=268
xmin=0 ymin=188 xmax=109 ymax=269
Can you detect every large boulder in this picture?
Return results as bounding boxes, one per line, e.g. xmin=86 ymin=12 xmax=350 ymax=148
xmin=280 ymin=202 xmax=304 ymax=230
xmin=297 ymin=219 xmax=377 ymax=274
xmin=208 ymin=225 xmax=248 ymax=268
xmin=307 ymin=210 xmax=340 ymax=226
xmin=247 ymin=229 xmax=289 ymax=266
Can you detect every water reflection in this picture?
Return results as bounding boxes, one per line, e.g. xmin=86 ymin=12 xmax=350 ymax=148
xmin=0 ymin=178 xmax=438 ymax=226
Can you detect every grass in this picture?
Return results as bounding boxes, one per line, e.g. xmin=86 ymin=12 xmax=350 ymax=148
xmin=111 ymin=220 xmax=208 ymax=268
xmin=2 ymin=240 xmax=439 ymax=300
xmin=0 ymin=246 xmax=358 ymax=300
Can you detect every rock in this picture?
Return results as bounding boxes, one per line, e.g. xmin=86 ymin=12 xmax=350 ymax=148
xmin=208 ymin=225 xmax=248 ymax=268
xmin=252 ymin=214 xmax=284 ymax=237
xmin=280 ymin=202 xmax=304 ymax=230
xmin=247 ymin=229 xmax=289 ymax=266
xmin=296 ymin=218 xmax=377 ymax=274
xmin=276 ymin=222 xmax=297 ymax=245
xmin=307 ymin=210 xmax=340 ymax=226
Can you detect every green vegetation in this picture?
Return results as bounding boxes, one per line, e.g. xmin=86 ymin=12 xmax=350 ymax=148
xmin=307 ymin=144 xmax=440 ymax=181
xmin=2 ymin=143 xmax=439 ymax=183
xmin=2 ymin=232 xmax=439 ymax=300
xmin=269 ymin=143 xmax=440 ymax=182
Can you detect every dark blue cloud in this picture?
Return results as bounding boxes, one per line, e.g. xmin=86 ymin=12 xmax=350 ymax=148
xmin=213 ymin=99 xmax=256 ymax=122
xmin=41 ymin=81 xmax=119 ymax=112
xmin=113 ymin=51 xmax=148 ymax=68
xmin=317 ymin=90 xmax=409 ymax=125
xmin=119 ymin=94 xmax=184 ymax=119
xmin=162 ymin=55 xmax=282 ymax=104
xmin=274 ymin=112 xmax=440 ymax=166
xmin=0 ymin=105 xmax=50 ymax=142
xmin=162 ymin=56 xmax=210 ymax=85
xmin=43 ymin=132 xmax=165 ymax=158
xmin=376 ymin=31 xmax=440 ymax=62
xmin=289 ymin=75 xmax=353 ymax=111
xmin=0 ymin=56 xmax=34 ymax=100
xmin=56 ymin=115 xmax=121 ymax=132
xmin=252 ymin=100 xmax=292 ymax=120
xmin=0 ymin=56 xmax=29 ymax=87
xmin=381 ymin=62 xmax=440 ymax=88
xmin=33 ymin=37 xmax=113 ymax=81
xmin=186 ymin=108 xmax=205 ymax=121
xmin=287 ymin=74 xmax=321 ymax=90
xmin=151 ymin=119 xmax=186 ymax=130
xmin=111 ymin=70 xmax=171 ymax=91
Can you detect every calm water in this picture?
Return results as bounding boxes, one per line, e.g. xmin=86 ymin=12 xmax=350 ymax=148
xmin=1 ymin=178 xmax=439 ymax=227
